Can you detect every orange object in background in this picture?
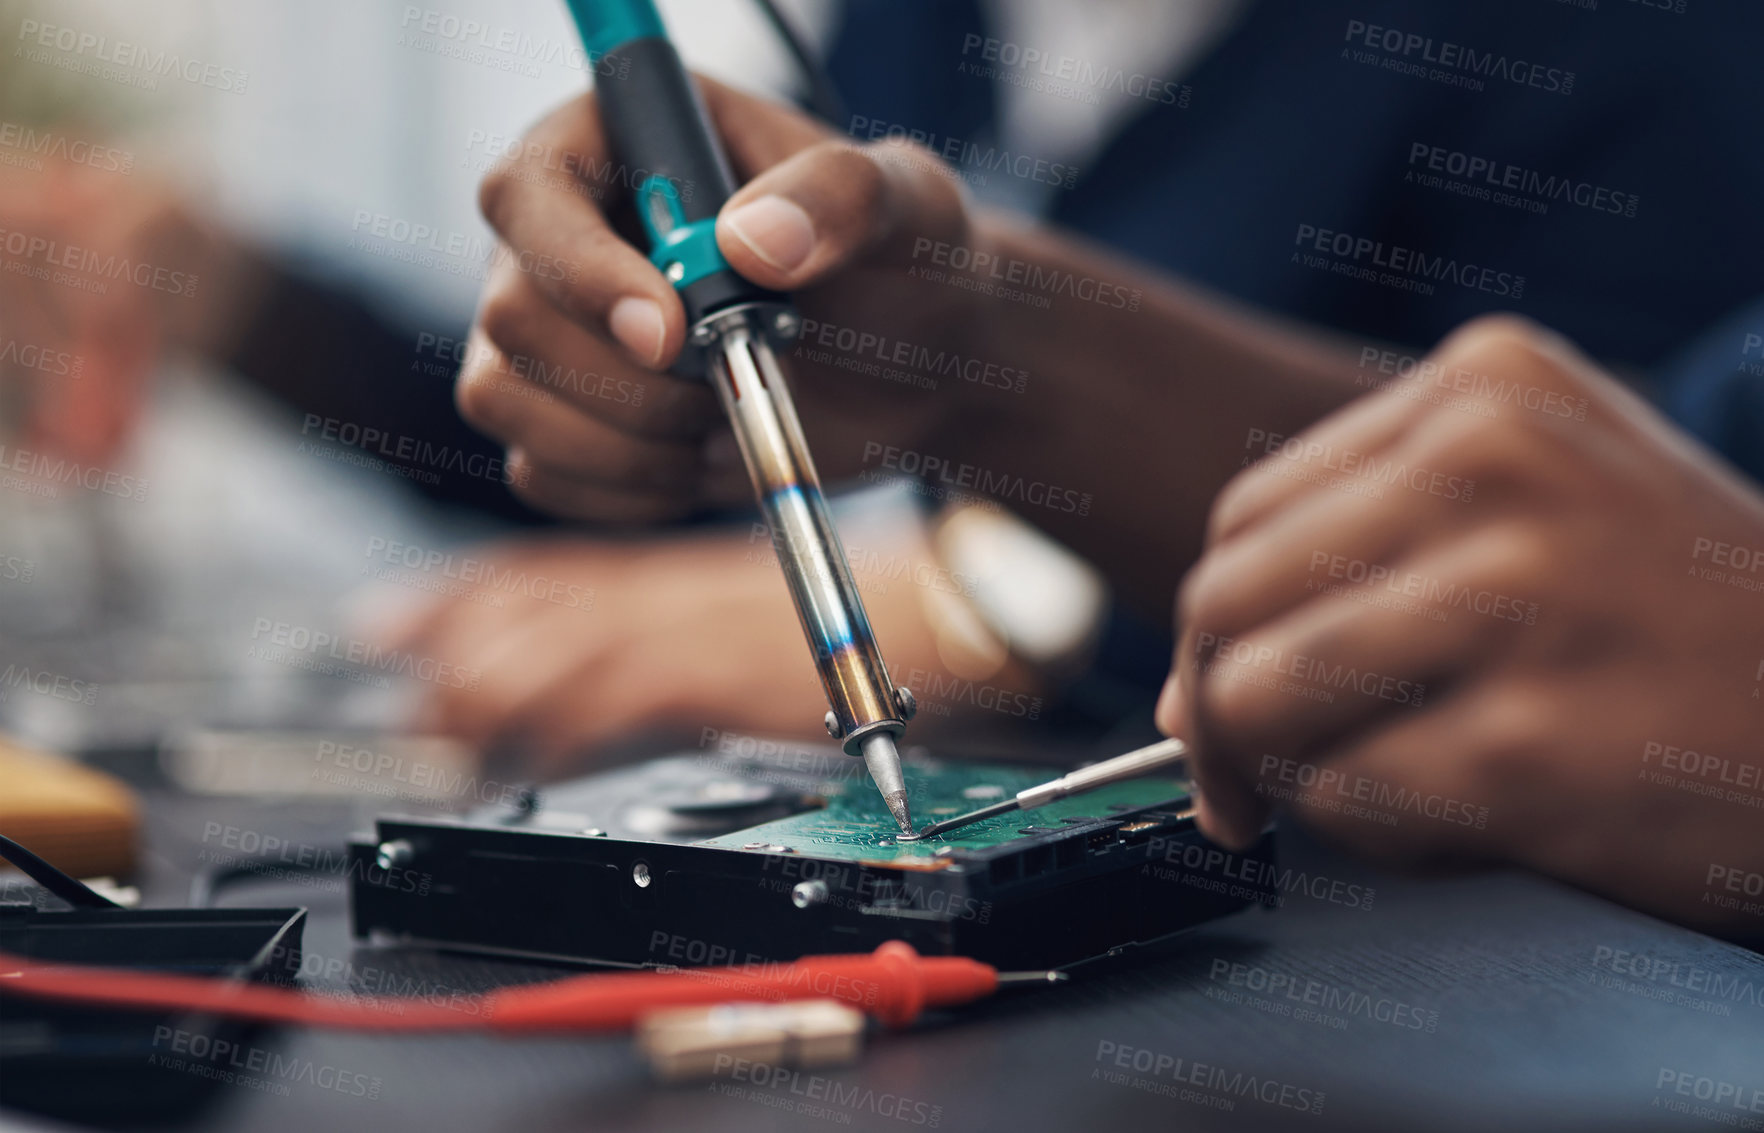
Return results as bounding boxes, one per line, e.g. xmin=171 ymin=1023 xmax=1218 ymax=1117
xmin=0 ymin=736 xmax=138 ymax=879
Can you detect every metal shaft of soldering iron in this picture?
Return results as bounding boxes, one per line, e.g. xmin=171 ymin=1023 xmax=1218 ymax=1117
xmin=562 ymin=0 xmax=913 ymax=831
xmin=901 ymin=738 xmax=1188 ymax=841
xmin=705 ymin=313 xmax=913 ymax=831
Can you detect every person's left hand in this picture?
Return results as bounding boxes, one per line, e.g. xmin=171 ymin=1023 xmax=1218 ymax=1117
xmin=368 ymin=524 xmax=1042 ymax=773
xmin=1159 ymin=315 xmax=1764 ymax=936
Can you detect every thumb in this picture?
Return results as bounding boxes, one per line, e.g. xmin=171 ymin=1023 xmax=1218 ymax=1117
xmin=715 ymin=138 xmax=965 ymax=292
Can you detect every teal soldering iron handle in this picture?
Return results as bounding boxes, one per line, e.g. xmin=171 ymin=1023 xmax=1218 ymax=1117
xmin=563 ymin=0 xmax=782 ymax=333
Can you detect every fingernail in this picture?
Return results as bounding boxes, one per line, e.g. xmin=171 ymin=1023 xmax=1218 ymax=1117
xmin=1155 ymin=673 xmax=1184 ymax=735
xmin=609 ymin=296 xmax=666 ymax=367
xmin=721 ymin=195 xmax=816 ymax=273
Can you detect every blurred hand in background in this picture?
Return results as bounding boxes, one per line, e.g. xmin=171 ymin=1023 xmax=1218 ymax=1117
xmin=369 ymin=513 xmax=1047 ymax=772
xmin=0 ymin=149 xmax=261 ymax=464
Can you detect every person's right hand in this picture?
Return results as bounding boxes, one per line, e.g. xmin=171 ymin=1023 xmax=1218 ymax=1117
xmin=458 ymin=76 xmax=983 ymax=523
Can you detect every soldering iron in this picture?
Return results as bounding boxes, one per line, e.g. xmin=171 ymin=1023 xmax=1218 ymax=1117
xmin=558 ymin=0 xmax=917 ymax=832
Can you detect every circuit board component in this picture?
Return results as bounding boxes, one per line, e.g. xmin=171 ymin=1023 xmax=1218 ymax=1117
xmin=697 ymin=761 xmax=1192 ymax=863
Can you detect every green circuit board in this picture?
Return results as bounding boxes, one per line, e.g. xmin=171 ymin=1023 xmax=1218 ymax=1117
xmin=696 ymin=761 xmax=1192 ymax=863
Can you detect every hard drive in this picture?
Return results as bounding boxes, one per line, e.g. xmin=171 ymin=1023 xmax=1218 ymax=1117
xmin=348 ymin=744 xmax=1275 ymax=971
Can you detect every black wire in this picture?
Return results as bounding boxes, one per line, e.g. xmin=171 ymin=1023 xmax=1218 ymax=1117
xmin=752 ymin=0 xmax=846 ymax=125
xmin=0 ymin=832 xmax=123 ymax=909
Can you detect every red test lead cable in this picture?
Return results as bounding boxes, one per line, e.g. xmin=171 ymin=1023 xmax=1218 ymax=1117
xmin=0 ymin=941 xmax=1057 ymax=1033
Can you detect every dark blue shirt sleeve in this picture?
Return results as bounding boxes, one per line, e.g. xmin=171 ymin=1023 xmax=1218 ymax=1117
xmin=1657 ymin=298 xmax=1764 ymax=489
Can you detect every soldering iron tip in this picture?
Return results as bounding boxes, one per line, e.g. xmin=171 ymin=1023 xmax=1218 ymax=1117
xmin=860 ymin=733 xmax=914 ymax=835
xmin=884 ymin=791 xmax=914 ymax=836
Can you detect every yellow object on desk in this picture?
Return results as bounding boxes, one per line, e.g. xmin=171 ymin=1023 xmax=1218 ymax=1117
xmin=0 ymin=736 xmax=138 ymax=879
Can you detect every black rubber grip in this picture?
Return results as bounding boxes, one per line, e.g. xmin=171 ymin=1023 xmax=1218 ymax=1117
xmin=599 ymin=36 xmax=738 ymax=227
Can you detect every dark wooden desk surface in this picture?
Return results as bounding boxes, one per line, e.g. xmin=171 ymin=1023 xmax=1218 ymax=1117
xmin=37 ymin=790 xmax=1764 ymax=1133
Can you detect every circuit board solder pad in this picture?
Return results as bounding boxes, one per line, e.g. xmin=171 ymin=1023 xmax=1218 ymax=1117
xmin=697 ymin=761 xmax=1194 ymax=863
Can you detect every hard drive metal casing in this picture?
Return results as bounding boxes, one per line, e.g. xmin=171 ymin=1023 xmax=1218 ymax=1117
xmin=348 ymin=750 xmax=1276 ymax=971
